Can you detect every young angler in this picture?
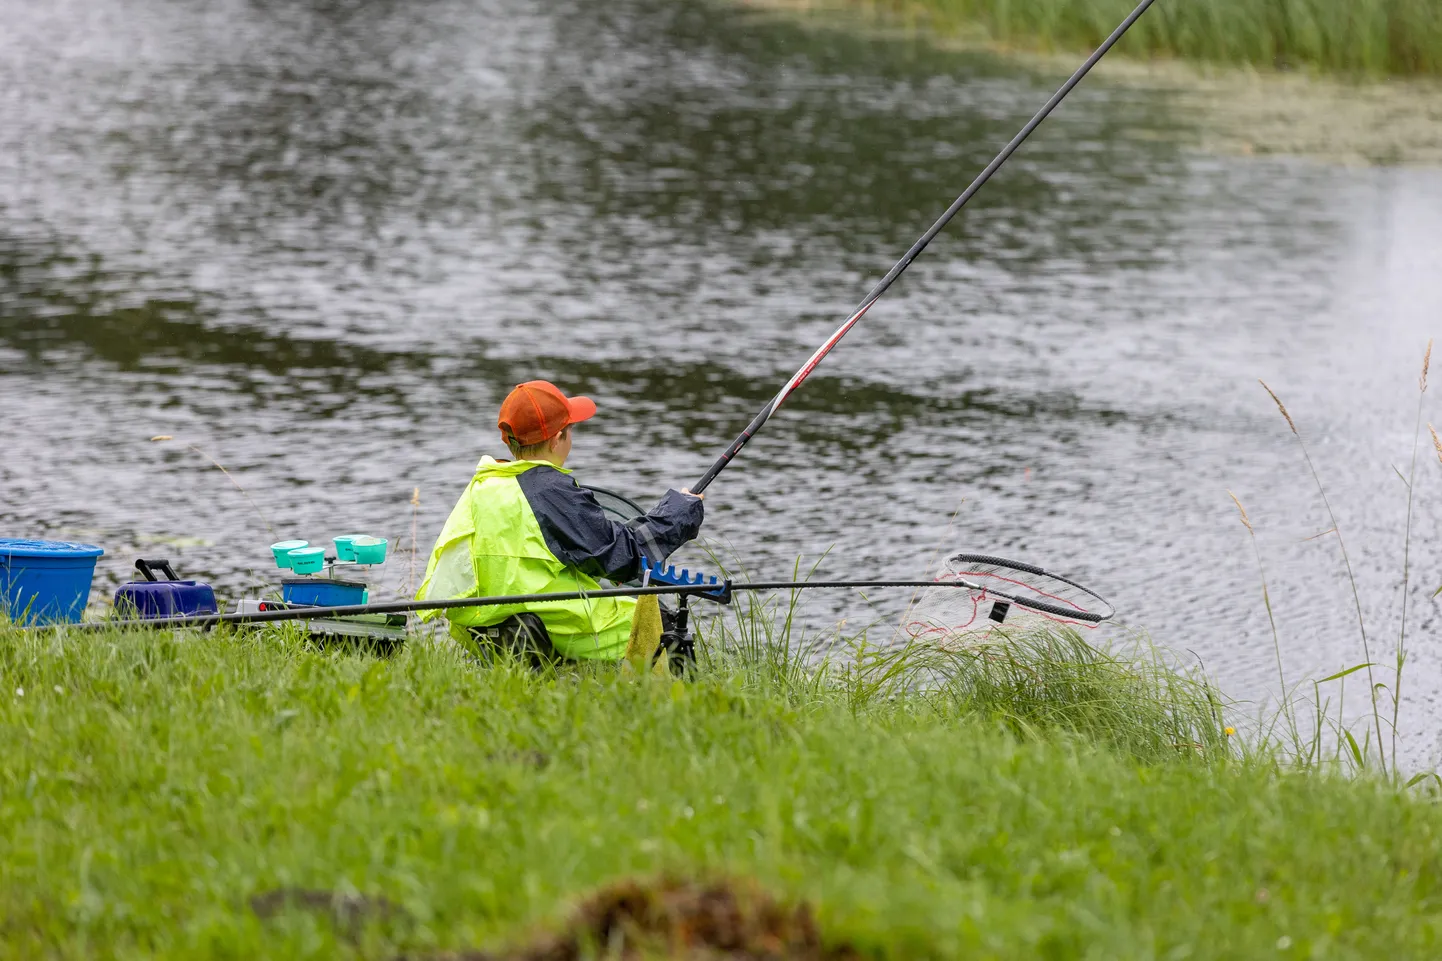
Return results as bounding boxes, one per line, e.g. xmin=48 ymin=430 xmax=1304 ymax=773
xmin=417 ymin=381 xmax=703 ymax=663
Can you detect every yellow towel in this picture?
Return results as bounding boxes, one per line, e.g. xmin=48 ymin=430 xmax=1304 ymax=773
xmin=623 ymin=595 xmax=668 ymax=676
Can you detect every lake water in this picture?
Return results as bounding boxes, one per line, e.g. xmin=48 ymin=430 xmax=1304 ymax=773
xmin=3 ymin=0 xmax=1441 ymax=756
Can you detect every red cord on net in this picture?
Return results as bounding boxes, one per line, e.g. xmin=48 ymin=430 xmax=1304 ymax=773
xmin=924 ymin=573 xmax=1102 ymax=632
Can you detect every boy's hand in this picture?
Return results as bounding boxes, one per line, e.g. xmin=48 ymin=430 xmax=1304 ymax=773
xmin=679 ymin=488 xmax=704 ymax=500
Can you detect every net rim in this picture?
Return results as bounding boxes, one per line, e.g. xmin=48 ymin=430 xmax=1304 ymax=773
xmin=939 ymin=552 xmax=1115 ymax=624
xmin=582 ymin=485 xmax=648 ymax=523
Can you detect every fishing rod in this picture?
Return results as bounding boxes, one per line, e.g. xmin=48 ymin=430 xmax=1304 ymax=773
xmin=690 ymin=0 xmax=1160 ymax=495
xmin=44 ymin=575 xmax=1098 ymax=633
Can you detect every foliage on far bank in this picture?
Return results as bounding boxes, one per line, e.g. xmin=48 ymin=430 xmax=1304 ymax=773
xmin=857 ymin=0 xmax=1442 ymax=76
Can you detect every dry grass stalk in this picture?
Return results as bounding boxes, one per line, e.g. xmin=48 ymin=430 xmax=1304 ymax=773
xmin=1430 ymin=423 xmax=1442 ymax=465
xmin=1393 ymin=340 xmax=1435 ymax=773
xmin=1226 ymin=490 xmax=1253 ymax=534
xmin=1258 ymin=380 xmax=1297 ymax=434
xmin=409 ymin=487 xmax=422 ymax=596
xmin=150 ymin=436 xmax=275 ymax=536
xmin=1227 ymin=488 xmax=1299 ymax=754
xmin=1257 ymin=377 xmax=1385 ymax=773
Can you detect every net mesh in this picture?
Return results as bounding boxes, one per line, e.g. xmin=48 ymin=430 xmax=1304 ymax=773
xmin=900 ymin=552 xmax=1112 ymax=641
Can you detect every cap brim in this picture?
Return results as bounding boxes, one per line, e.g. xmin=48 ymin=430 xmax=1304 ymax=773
xmin=566 ymin=396 xmax=598 ymax=426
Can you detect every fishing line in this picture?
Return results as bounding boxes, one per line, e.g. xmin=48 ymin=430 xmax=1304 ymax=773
xmin=691 ymin=0 xmax=1161 ymax=494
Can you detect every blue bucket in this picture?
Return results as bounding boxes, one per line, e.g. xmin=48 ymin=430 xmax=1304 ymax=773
xmin=0 ymin=539 xmax=105 ymax=625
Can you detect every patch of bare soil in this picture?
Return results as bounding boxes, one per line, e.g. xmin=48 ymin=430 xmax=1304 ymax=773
xmin=250 ymin=887 xmax=401 ymax=937
xmin=398 ymin=876 xmax=861 ymax=961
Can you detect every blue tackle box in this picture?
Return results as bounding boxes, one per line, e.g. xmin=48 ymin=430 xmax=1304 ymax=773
xmin=114 ymin=559 xmax=218 ymax=619
xmin=281 ymin=578 xmax=368 ymax=608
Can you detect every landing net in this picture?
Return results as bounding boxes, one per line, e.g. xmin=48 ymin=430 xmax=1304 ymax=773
xmin=902 ymin=552 xmax=1115 ymax=640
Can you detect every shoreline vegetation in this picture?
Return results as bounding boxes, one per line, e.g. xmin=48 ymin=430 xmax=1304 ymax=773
xmin=741 ymin=0 xmax=1442 ymax=167
xmin=748 ymin=0 xmax=1442 ymax=77
xmin=2 ymin=610 xmax=1441 ymax=958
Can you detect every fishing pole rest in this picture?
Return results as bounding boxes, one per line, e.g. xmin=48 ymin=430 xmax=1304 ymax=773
xmin=654 ymin=594 xmax=695 ymax=676
xmin=640 ymin=557 xmax=731 ymax=675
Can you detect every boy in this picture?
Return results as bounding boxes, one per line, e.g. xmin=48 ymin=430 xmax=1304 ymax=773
xmin=417 ymin=380 xmax=703 ymax=662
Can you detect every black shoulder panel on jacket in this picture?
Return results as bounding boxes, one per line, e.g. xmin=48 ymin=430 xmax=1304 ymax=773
xmin=516 ymin=468 xmax=704 ymax=582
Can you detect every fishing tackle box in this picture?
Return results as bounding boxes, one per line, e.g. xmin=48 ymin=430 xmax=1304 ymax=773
xmin=114 ymin=559 xmax=218 ymax=619
xmin=280 ymin=577 xmax=368 ymax=608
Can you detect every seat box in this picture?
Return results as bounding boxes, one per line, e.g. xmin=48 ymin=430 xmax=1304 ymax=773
xmin=114 ymin=559 xmax=218 ymax=619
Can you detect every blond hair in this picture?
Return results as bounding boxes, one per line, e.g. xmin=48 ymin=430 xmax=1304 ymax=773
xmin=504 ymin=426 xmax=567 ymax=460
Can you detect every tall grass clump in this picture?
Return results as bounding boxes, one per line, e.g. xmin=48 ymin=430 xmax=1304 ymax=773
xmin=877 ymin=0 xmax=1442 ymax=76
xmin=846 ymin=628 xmax=1232 ymax=763
xmin=699 ymin=588 xmax=1231 ymax=765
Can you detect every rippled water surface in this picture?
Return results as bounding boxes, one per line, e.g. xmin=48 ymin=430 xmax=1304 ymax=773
xmin=3 ymin=0 xmax=1442 ymax=750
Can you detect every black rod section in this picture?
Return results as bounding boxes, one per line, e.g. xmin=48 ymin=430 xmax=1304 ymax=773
xmin=42 ymin=578 xmax=1005 ymax=633
xmin=690 ymin=0 xmax=1160 ymax=495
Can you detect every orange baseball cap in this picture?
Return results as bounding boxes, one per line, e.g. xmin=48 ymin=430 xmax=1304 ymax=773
xmin=497 ymin=380 xmax=597 ymax=446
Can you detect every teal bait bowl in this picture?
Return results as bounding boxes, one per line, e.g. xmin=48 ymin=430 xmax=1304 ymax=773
xmin=270 ymin=540 xmax=309 ymax=569
xmin=333 ymin=535 xmax=364 ymax=562
xmin=350 ymin=536 xmax=388 ymax=565
xmin=287 ymin=547 xmax=326 ymax=575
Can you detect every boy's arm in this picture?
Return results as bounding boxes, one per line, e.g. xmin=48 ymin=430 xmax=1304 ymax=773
xmin=517 ymin=468 xmax=703 ymax=582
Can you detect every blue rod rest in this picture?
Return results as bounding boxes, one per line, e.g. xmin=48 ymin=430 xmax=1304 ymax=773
xmin=640 ymin=556 xmax=730 ymax=602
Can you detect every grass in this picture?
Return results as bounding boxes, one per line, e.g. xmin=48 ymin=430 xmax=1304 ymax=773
xmin=3 ymin=612 xmax=1442 ymax=959
xmin=824 ymin=0 xmax=1442 ymax=76
xmin=1244 ymin=341 xmax=1437 ymax=780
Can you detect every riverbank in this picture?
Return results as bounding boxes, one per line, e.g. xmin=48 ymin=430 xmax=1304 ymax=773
xmin=3 ymin=620 xmax=1440 ymax=959
xmin=752 ymin=0 xmax=1442 ymax=77
xmin=742 ymin=0 xmax=1442 ymax=166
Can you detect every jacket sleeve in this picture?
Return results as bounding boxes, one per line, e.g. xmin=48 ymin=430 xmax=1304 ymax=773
xmin=517 ymin=468 xmax=704 ymax=582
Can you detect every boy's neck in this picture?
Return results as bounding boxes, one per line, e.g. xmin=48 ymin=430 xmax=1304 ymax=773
xmin=512 ymin=452 xmax=566 ymax=468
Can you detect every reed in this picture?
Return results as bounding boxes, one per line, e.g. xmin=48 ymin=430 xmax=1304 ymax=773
xmin=1237 ymin=343 xmax=1439 ymax=782
xmin=1392 ymin=341 xmax=1431 ymax=768
xmin=1225 ymin=489 xmax=1307 ymax=760
xmin=408 ymin=487 xmax=422 ymax=597
xmin=869 ymin=0 xmax=1442 ymax=75
xmin=1257 ymin=380 xmax=1386 ymax=776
